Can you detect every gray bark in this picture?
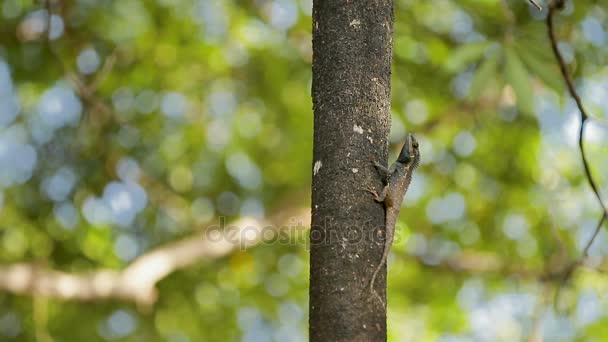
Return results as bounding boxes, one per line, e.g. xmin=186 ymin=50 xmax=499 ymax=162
xmin=309 ymin=1 xmax=394 ymax=341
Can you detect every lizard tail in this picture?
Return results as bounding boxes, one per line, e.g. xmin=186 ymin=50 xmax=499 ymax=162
xmin=369 ymin=250 xmax=389 ymax=307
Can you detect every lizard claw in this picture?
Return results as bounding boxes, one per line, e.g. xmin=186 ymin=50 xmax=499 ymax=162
xmin=363 ymin=185 xmax=379 ymax=198
xmin=369 ymin=157 xmax=385 ymax=170
xmin=369 ymin=158 xmax=381 ymax=167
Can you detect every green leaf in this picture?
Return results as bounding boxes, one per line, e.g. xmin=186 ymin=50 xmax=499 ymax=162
xmin=514 ymin=41 xmax=564 ymax=93
xmin=518 ymin=35 xmax=557 ymax=62
xmin=468 ymin=48 xmax=500 ymax=101
xmin=504 ymin=47 xmax=534 ymax=115
xmin=444 ymin=41 xmax=491 ymax=73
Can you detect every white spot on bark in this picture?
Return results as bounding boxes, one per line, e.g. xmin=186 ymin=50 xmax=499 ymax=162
xmin=352 ymin=168 xmax=358 ymax=173
xmin=349 ymin=19 xmax=361 ymax=29
xmin=367 ymin=136 xmax=374 ymax=143
xmin=313 ymin=160 xmax=322 ymax=175
xmin=353 ymin=124 xmax=364 ymax=134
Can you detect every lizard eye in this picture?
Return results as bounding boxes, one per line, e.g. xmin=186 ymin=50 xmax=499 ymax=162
xmin=412 ymin=142 xmax=419 ymax=148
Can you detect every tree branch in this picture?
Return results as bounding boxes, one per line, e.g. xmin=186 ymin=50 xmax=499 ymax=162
xmin=0 ymin=207 xmax=310 ymax=309
xmin=2 ymin=208 xmax=605 ymax=308
xmin=546 ymin=0 xmax=608 ymax=303
xmin=547 ymin=0 xmax=608 ymax=264
xmin=528 ymin=0 xmax=542 ymax=10
xmin=420 ymin=250 xmax=537 ymax=278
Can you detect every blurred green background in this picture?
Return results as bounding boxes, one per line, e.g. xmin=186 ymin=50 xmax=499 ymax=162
xmin=0 ymin=0 xmax=607 ymax=341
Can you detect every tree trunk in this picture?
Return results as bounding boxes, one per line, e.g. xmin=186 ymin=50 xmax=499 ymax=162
xmin=309 ymin=1 xmax=394 ymax=341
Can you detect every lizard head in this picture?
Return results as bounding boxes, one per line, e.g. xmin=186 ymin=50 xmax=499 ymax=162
xmin=396 ymin=133 xmax=420 ymax=168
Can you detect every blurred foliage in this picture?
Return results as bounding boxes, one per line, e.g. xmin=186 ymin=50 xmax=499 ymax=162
xmin=0 ymin=0 xmax=607 ymax=341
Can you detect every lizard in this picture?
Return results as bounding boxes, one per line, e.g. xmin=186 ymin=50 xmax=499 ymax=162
xmin=365 ymin=133 xmax=420 ymax=306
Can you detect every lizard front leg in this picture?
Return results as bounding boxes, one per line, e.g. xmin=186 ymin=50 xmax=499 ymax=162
xmin=372 ymin=161 xmax=391 ymax=184
xmin=365 ymin=184 xmax=389 ymax=203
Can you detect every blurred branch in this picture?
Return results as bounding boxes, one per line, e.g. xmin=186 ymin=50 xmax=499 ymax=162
xmin=1 ymin=207 xmax=602 ymax=307
xmin=0 ymin=212 xmax=556 ymax=308
xmin=528 ymin=0 xmax=542 ymax=10
xmin=88 ymin=51 xmax=117 ymax=93
xmin=546 ymin=0 xmax=608 ymax=301
xmin=501 ymin=0 xmax=516 ymax=25
xmin=0 ymin=206 xmax=310 ymax=310
xmin=43 ymin=1 xmax=186 ymax=224
xmin=581 ymin=214 xmax=608 ymax=257
xmin=525 ymin=283 xmax=551 ymax=342
xmin=409 ymin=250 xmax=538 ymax=278
xmin=44 ymin=0 xmax=114 ymax=121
